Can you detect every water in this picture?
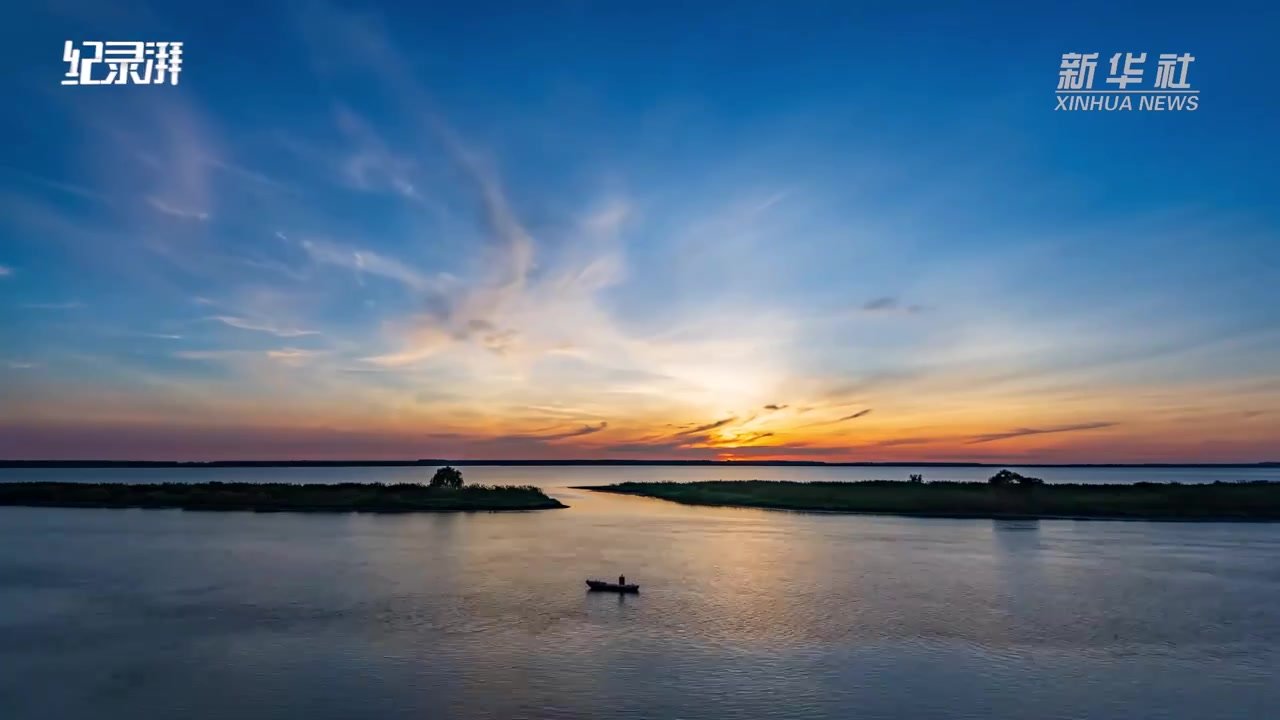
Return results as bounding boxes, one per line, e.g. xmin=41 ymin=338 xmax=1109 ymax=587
xmin=2 ymin=466 xmax=1278 ymax=719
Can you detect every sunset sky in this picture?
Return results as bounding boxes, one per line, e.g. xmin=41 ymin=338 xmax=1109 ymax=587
xmin=1 ymin=1 xmax=1277 ymax=462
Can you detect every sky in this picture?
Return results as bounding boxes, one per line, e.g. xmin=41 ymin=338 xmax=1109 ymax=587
xmin=0 ymin=1 xmax=1277 ymax=462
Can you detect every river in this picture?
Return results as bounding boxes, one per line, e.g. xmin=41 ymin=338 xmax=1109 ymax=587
xmin=1 ymin=465 xmax=1277 ymax=719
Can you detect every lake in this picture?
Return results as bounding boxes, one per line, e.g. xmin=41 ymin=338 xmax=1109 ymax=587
xmin=2 ymin=465 xmax=1278 ymax=719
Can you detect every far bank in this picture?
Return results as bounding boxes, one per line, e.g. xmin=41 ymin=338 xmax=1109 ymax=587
xmin=578 ymin=477 xmax=1280 ymax=521
xmin=0 ymin=480 xmax=566 ymax=513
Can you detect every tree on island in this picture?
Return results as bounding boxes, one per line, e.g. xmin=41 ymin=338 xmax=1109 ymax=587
xmin=988 ymin=469 xmax=1044 ymax=487
xmin=430 ymin=466 xmax=465 ymax=489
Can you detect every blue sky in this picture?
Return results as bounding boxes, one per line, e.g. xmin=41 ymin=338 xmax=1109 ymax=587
xmin=0 ymin=0 xmax=1277 ymax=461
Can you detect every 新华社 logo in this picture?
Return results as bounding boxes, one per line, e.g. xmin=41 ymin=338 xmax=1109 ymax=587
xmin=1056 ymin=52 xmax=1197 ymax=111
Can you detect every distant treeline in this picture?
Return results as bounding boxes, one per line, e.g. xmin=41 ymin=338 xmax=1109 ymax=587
xmin=0 ymin=481 xmax=566 ymax=513
xmin=582 ymin=479 xmax=1280 ymax=521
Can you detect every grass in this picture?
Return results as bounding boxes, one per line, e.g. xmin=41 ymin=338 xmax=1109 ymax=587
xmin=580 ymin=479 xmax=1280 ymax=521
xmin=0 ymin=481 xmax=566 ymax=513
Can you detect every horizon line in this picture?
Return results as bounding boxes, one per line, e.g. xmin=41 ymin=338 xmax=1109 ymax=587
xmin=1 ymin=459 xmax=1276 ymax=469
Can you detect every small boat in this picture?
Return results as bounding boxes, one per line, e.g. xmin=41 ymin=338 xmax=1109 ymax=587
xmin=586 ymin=579 xmax=640 ymax=594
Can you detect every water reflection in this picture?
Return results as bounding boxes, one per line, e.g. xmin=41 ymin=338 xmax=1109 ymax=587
xmin=1 ymin=468 xmax=1279 ymax=720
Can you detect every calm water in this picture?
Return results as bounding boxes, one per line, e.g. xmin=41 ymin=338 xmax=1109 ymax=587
xmin=2 ymin=466 xmax=1278 ymax=719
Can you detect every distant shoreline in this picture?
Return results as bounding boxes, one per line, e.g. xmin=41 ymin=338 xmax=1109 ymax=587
xmin=2 ymin=460 xmax=1276 ymax=469
xmin=579 ymin=480 xmax=1280 ymax=522
xmin=0 ymin=481 xmax=567 ymax=513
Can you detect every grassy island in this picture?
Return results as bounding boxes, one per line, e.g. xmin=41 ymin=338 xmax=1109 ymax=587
xmin=580 ymin=478 xmax=1280 ymax=521
xmin=0 ymin=481 xmax=566 ymax=513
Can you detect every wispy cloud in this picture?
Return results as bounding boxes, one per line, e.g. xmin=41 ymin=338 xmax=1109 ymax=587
xmin=209 ymin=316 xmax=321 ymax=338
xmin=675 ymin=417 xmax=737 ymax=438
xmin=266 ymin=348 xmax=326 ymax=366
xmin=723 ymin=431 xmax=775 ymax=445
xmin=298 ymin=238 xmax=436 ymax=291
xmin=1 ymin=167 xmax=111 ymax=204
xmin=836 ymin=408 xmax=873 ymax=422
xmin=862 ymin=297 xmax=925 ymax=314
xmin=539 ymin=422 xmax=608 ymax=441
xmin=173 ymin=348 xmax=323 ymax=367
xmin=0 ymin=265 xmax=11 ymax=277
xmin=965 ymin=422 xmax=1118 ymax=445
xmin=173 ymin=350 xmax=243 ymax=361
xmin=863 ymin=436 xmax=939 ymax=448
xmin=206 ymin=158 xmax=292 ymax=194
xmin=358 ymin=197 xmax=631 ymax=366
xmin=801 ymin=407 xmax=873 ymax=428
xmin=147 ymin=196 xmax=210 ymax=221
xmin=603 ymin=416 xmax=756 ymax=454
xmin=333 ymin=105 xmax=420 ymax=199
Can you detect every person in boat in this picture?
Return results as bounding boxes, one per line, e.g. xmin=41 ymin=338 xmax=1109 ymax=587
xmin=618 ymin=574 xmax=626 ymax=586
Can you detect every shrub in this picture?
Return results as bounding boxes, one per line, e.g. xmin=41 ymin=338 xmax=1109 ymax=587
xmin=430 ymin=466 xmax=464 ymax=489
xmin=988 ymin=469 xmax=1043 ymax=486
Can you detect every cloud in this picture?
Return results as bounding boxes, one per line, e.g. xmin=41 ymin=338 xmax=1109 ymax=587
xmin=763 ymin=403 xmax=788 ymax=411
xmin=538 ymin=422 xmax=609 ymax=441
xmin=209 ymin=316 xmax=321 ymax=338
xmin=721 ymin=431 xmax=775 ymax=445
xmin=287 ymin=5 xmax=805 ymax=432
xmin=861 ymin=297 xmax=925 ymax=314
xmin=598 ymin=440 xmax=695 ymax=455
xmin=173 ymin=348 xmax=323 ymax=367
xmin=431 ymin=422 xmax=612 ymax=453
xmin=965 ymin=422 xmax=1118 ymax=445
xmin=862 ymin=436 xmax=938 ymax=448
xmin=2 ymin=169 xmax=110 ymax=204
xmin=173 ymin=350 xmax=244 ymax=361
xmin=6 ymin=361 xmax=37 ymax=369
xmin=592 ymin=416 xmax=743 ymax=455
xmin=333 ymin=105 xmax=421 ymax=199
xmin=612 ymin=416 xmax=762 ymax=453
xmin=361 ymin=347 xmax=437 ymax=367
xmin=266 ymin=348 xmax=325 ymax=366
xmin=147 ymin=196 xmax=210 ymax=221
xmin=299 ymin=238 xmax=437 ymax=292
xmin=358 ymin=196 xmax=633 ymax=367
xmin=674 ymin=417 xmax=737 ymax=438
xmin=478 ymin=328 xmax=520 ymax=355
xmin=206 ymin=158 xmax=292 ymax=193
xmin=0 ymin=265 xmax=11 ymax=277
xmin=802 ymin=407 xmax=873 ymax=428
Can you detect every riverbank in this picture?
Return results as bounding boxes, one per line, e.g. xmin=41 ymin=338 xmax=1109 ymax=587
xmin=0 ymin=481 xmax=567 ymax=513
xmin=578 ymin=480 xmax=1280 ymax=521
